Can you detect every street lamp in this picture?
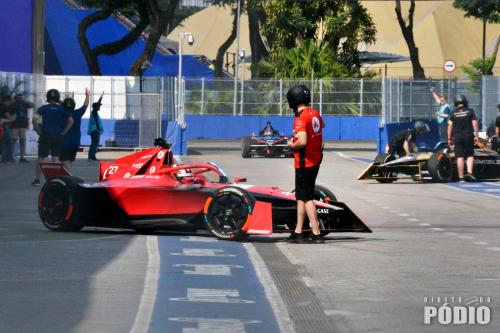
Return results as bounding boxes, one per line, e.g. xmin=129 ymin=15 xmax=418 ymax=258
xmin=239 ymin=49 xmax=245 ymax=116
xmin=178 ymin=32 xmax=194 ymax=127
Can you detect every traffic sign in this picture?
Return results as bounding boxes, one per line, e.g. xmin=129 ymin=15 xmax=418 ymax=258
xmin=443 ymin=60 xmax=456 ymax=72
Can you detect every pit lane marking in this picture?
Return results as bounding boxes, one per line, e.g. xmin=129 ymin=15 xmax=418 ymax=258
xmin=408 ymin=218 xmax=420 ymax=222
xmin=180 ymin=236 xmax=219 ymax=242
xmin=170 ymin=248 xmax=236 ymax=257
xmin=170 ymin=288 xmax=254 ymax=304
xmin=173 ymin=264 xmax=243 ymax=276
xmin=130 ymin=235 xmax=159 ymax=333
xmin=487 ymin=247 xmax=500 ymax=252
xmin=474 ymin=241 xmax=489 ymax=245
xmin=431 ymin=228 xmax=444 ymax=231
xmin=419 ymin=223 xmax=431 ymax=226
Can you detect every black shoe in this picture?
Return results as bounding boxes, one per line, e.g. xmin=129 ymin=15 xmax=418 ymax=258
xmin=31 ymin=178 xmax=41 ymax=186
xmin=19 ymin=158 xmax=29 ymax=163
xmin=309 ymin=233 xmax=325 ymax=244
xmin=88 ymin=157 xmax=99 ymax=162
xmin=288 ymin=231 xmax=305 ymax=243
xmin=464 ymin=173 xmax=477 ymax=182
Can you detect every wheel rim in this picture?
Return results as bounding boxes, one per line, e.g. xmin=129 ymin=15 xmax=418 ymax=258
xmin=40 ymin=182 xmax=69 ymax=227
xmin=208 ymin=193 xmax=248 ymax=236
xmin=437 ymin=154 xmax=453 ymax=180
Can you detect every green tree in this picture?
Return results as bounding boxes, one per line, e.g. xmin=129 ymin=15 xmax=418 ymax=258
xmin=453 ymin=0 xmax=500 ymax=64
xmin=394 ymin=0 xmax=425 ymax=79
xmin=256 ymin=0 xmax=376 ymax=77
xmin=256 ymin=40 xmax=349 ymax=79
xmin=78 ymin=0 xmax=181 ymax=76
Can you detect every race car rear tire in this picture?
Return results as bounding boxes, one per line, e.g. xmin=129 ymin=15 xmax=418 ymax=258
xmin=241 ymin=136 xmax=252 ymax=158
xmin=374 ymin=153 xmax=397 ymax=183
xmin=313 ymin=185 xmax=338 ymax=237
xmin=204 ymin=186 xmax=254 ymax=241
xmin=428 ymin=152 xmax=454 ymax=183
xmin=286 ymin=185 xmax=337 ymax=237
xmin=38 ymin=176 xmax=84 ymax=232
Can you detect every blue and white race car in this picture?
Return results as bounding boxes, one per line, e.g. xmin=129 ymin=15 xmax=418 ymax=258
xmin=241 ymin=122 xmax=293 ymax=158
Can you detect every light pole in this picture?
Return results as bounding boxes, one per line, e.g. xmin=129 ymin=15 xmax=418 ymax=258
xmin=178 ymin=32 xmax=194 ymax=127
xmin=232 ymin=0 xmax=242 ymax=115
xmin=239 ymin=49 xmax=245 ymax=116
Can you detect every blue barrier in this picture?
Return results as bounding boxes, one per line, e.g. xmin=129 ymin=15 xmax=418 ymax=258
xmin=184 ymin=115 xmax=380 ymax=141
xmin=377 ymin=120 xmax=440 ymax=153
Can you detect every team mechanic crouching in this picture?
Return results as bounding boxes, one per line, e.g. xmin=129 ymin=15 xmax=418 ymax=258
xmin=286 ymin=85 xmax=325 ymax=244
xmin=387 ymin=121 xmax=430 ymax=156
xmin=447 ymin=94 xmax=479 ymax=182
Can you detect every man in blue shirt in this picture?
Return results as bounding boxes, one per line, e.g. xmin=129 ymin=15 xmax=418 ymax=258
xmin=60 ymin=88 xmax=90 ymax=172
xmin=431 ymin=88 xmax=451 ymax=143
xmin=32 ymin=89 xmax=74 ymax=186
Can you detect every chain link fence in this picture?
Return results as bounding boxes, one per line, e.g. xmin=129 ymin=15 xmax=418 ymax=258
xmin=184 ymin=78 xmax=383 ymax=116
xmin=1 ymin=71 xmax=499 ymax=143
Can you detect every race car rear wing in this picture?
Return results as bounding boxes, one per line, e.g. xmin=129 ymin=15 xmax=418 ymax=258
xmin=40 ymin=162 xmax=71 ymax=181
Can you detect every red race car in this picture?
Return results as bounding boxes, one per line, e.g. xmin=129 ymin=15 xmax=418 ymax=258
xmin=38 ymin=139 xmax=371 ymax=241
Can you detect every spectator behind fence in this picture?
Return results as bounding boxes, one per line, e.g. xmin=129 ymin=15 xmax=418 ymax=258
xmin=60 ymin=88 xmax=91 ymax=173
xmin=32 ymin=89 xmax=74 ymax=186
xmin=0 ymin=96 xmax=16 ymax=163
xmin=88 ymin=93 xmax=104 ymax=161
xmin=430 ymin=87 xmax=451 ymax=143
xmin=11 ymin=93 xmax=34 ymax=163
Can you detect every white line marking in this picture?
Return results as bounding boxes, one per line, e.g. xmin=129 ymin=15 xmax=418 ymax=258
xmin=439 ymin=184 xmax=500 ymax=200
xmin=168 ymin=318 xmax=261 ymax=333
xmin=336 ymin=152 xmax=368 ymax=164
xmin=130 ymin=236 xmax=159 ymax=333
xmin=431 ymin=228 xmax=444 ymax=231
xmin=408 ymin=218 xmax=420 ymax=222
xmin=398 ymin=213 xmax=409 ymax=217
xmin=487 ymin=247 xmax=500 ymax=252
xmin=446 ymin=232 xmax=458 ymax=236
xmin=170 ymin=249 xmax=236 ymax=257
xmin=180 ymin=236 xmax=219 ymax=243
xmin=458 ymin=235 xmax=474 ymax=239
xmin=244 ymin=243 xmax=294 ymax=333
xmin=473 ymin=241 xmax=488 ymax=245
xmin=419 ymin=223 xmax=431 ymax=227
xmin=381 ymin=206 xmax=391 ymax=209
xmin=173 ymin=264 xmax=243 ymax=276
xmin=170 ymin=288 xmax=254 ymax=303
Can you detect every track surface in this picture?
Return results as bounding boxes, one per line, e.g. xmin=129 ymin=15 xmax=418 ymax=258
xmin=1 ymin=141 xmax=499 ymax=332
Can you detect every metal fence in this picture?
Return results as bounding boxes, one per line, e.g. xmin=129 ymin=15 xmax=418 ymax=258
xmin=1 ymin=71 xmax=500 ymax=142
xmin=183 ymin=78 xmax=383 ymax=116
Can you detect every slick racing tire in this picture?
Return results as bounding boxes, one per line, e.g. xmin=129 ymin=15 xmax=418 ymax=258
xmin=374 ymin=153 xmax=397 ymax=183
xmin=428 ymin=152 xmax=454 ymax=183
xmin=313 ymin=185 xmax=338 ymax=237
xmin=204 ymin=186 xmax=255 ymax=241
xmin=38 ymin=176 xmax=84 ymax=232
xmin=241 ymin=136 xmax=252 ymax=158
xmin=287 ymin=185 xmax=336 ymax=237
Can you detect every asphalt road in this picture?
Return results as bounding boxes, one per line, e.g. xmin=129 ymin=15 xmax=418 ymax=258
xmin=1 ymin=142 xmax=499 ymax=333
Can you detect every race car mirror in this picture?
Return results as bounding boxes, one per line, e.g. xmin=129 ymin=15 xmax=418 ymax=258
xmin=234 ymin=177 xmax=247 ymax=183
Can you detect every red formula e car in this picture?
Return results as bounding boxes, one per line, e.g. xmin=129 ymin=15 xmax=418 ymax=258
xmin=38 ymin=139 xmax=371 ymax=241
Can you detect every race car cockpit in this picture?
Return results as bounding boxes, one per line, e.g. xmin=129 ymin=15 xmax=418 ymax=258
xmin=259 ymin=121 xmax=279 ymax=136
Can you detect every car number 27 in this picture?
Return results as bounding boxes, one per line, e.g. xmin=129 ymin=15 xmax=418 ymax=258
xmin=103 ymin=166 xmax=119 ymax=179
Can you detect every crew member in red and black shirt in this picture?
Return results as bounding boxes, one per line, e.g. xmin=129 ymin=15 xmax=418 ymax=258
xmin=286 ymin=85 xmax=325 ymax=244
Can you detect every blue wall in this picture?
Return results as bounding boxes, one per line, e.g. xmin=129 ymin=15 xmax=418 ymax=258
xmin=0 ymin=1 xmax=33 ymax=72
xmin=185 ymin=115 xmax=380 ymax=141
xmin=377 ymin=120 xmax=440 ymax=153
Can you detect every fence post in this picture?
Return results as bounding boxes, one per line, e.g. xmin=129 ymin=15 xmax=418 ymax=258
xmin=279 ymin=79 xmax=283 ymax=116
xmin=240 ymin=75 xmax=244 ymax=116
xmin=397 ymin=77 xmax=401 ymax=123
xmin=359 ymin=78 xmax=364 ymax=116
xmin=64 ymin=76 xmax=69 ymax=97
xmin=409 ymin=80 xmax=412 ymax=122
xmin=319 ymin=78 xmax=323 ymax=115
xmin=389 ymin=78 xmax=393 ymax=123
xmin=381 ymin=78 xmax=386 ymax=126
xmin=111 ymin=77 xmax=115 ymax=119
xmin=200 ymin=77 xmax=205 ymax=115
xmin=481 ymin=76 xmax=486 ymax=130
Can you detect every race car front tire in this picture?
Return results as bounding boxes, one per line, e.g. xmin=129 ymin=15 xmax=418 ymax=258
xmin=241 ymin=136 xmax=252 ymax=158
xmin=38 ymin=176 xmax=84 ymax=232
xmin=374 ymin=153 xmax=397 ymax=183
xmin=204 ymin=186 xmax=255 ymax=241
xmin=428 ymin=152 xmax=454 ymax=183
